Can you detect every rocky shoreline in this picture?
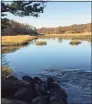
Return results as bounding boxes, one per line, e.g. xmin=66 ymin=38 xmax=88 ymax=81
xmin=2 ymin=75 xmax=68 ymax=104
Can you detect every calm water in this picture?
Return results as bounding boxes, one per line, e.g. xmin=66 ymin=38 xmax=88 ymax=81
xmin=4 ymin=38 xmax=91 ymax=74
xmin=3 ymin=38 xmax=92 ymax=104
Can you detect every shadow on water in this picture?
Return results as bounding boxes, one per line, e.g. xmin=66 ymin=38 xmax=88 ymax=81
xmin=69 ymin=42 xmax=81 ymax=46
xmin=69 ymin=39 xmax=82 ymax=46
xmin=58 ymin=38 xmax=63 ymax=43
xmin=2 ymin=46 xmax=21 ymax=54
xmin=2 ymin=40 xmax=35 ymax=54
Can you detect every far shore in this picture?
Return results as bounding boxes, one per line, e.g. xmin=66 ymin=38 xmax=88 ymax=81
xmin=40 ymin=32 xmax=91 ymax=38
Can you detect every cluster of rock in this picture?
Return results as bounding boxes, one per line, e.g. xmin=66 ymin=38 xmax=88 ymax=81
xmin=2 ymin=76 xmax=68 ymax=104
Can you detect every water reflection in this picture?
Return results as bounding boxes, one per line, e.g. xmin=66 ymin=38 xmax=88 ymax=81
xmin=2 ymin=46 xmax=21 ymax=54
xmin=1 ymin=54 xmax=13 ymax=79
xmin=2 ymin=42 xmax=34 ymax=54
xmin=4 ymin=38 xmax=91 ymax=74
xmin=58 ymin=38 xmax=63 ymax=43
xmin=69 ymin=40 xmax=82 ymax=46
xmin=69 ymin=42 xmax=81 ymax=46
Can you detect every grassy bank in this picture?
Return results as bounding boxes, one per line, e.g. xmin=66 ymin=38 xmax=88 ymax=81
xmin=2 ymin=35 xmax=38 ymax=46
xmin=42 ymin=32 xmax=91 ymax=39
xmin=1 ymin=33 xmax=91 ymax=47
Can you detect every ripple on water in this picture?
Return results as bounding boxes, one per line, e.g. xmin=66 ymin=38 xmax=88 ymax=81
xmin=13 ymin=68 xmax=91 ymax=104
xmin=38 ymin=69 xmax=92 ymax=104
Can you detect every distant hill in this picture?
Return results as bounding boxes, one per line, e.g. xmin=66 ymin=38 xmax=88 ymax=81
xmin=37 ymin=23 xmax=92 ymax=34
xmin=2 ymin=20 xmax=38 ymax=36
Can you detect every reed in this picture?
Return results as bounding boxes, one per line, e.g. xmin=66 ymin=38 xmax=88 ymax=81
xmin=2 ymin=35 xmax=38 ymax=46
xmin=44 ymin=32 xmax=91 ymax=38
xmin=36 ymin=41 xmax=47 ymax=45
xmin=70 ymin=40 xmax=81 ymax=45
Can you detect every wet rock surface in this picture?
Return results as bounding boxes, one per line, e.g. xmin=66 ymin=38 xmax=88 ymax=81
xmin=1 ymin=98 xmax=28 ymax=104
xmin=1 ymin=75 xmax=68 ymax=104
xmin=32 ymin=96 xmax=48 ymax=104
xmin=38 ymin=69 xmax=92 ymax=104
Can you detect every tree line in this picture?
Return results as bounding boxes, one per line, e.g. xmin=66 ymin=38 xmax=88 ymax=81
xmin=2 ymin=20 xmax=38 ymax=36
xmin=1 ymin=1 xmax=46 ymax=36
xmin=37 ymin=23 xmax=92 ymax=34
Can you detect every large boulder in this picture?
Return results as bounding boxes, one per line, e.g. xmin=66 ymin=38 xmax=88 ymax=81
xmin=1 ymin=80 xmax=31 ymax=98
xmin=1 ymin=98 xmax=28 ymax=104
xmin=34 ymin=77 xmax=43 ymax=84
xmin=49 ymin=88 xmax=68 ymax=104
xmin=5 ymin=76 xmax=18 ymax=80
xmin=22 ymin=76 xmax=34 ymax=84
xmin=32 ymin=96 xmax=48 ymax=104
xmin=41 ymin=82 xmax=48 ymax=91
xmin=48 ymin=82 xmax=61 ymax=90
xmin=14 ymin=87 xmax=35 ymax=102
xmin=47 ymin=78 xmax=55 ymax=84
xmin=1 ymin=76 xmax=68 ymax=104
xmin=34 ymin=83 xmax=47 ymax=96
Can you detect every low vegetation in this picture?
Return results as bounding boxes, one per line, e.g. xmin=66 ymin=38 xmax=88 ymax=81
xmin=1 ymin=66 xmax=13 ymax=80
xmin=36 ymin=41 xmax=47 ymax=45
xmin=1 ymin=55 xmax=13 ymax=80
xmin=44 ymin=32 xmax=91 ymax=38
xmin=2 ymin=35 xmax=38 ymax=46
xmin=70 ymin=40 xmax=81 ymax=45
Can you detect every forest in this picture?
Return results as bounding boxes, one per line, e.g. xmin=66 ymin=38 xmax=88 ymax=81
xmin=2 ymin=20 xmax=38 ymax=36
xmin=37 ymin=23 xmax=91 ymax=34
xmin=2 ymin=20 xmax=91 ymax=36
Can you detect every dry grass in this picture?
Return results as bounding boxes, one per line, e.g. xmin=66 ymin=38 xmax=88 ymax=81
xmin=36 ymin=41 xmax=47 ymax=45
xmin=70 ymin=40 xmax=81 ymax=45
xmin=44 ymin=32 xmax=91 ymax=38
xmin=2 ymin=35 xmax=38 ymax=46
xmin=1 ymin=33 xmax=91 ymax=46
xmin=1 ymin=66 xmax=13 ymax=80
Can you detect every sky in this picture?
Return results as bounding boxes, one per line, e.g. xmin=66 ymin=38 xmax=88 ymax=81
xmin=6 ymin=2 xmax=91 ymax=28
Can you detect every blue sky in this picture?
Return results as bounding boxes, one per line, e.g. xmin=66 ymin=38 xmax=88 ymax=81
xmin=7 ymin=2 xmax=91 ymax=28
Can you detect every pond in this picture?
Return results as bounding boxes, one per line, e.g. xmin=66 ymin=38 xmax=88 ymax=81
xmin=3 ymin=38 xmax=92 ymax=104
xmin=4 ymin=38 xmax=91 ymax=74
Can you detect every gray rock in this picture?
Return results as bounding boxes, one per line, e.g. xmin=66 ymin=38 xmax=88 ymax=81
xmin=22 ymin=76 xmax=34 ymax=84
xmin=47 ymin=78 xmax=55 ymax=84
xmin=2 ymin=80 xmax=31 ymax=98
xmin=32 ymin=96 xmax=48 ymax=104
xmin=35 ymin=84 xmax=47 ymax=96
xmin=2 ymin=80 xmax=31 ymax=90
xmin=49 ymin=88 xmax=68 ymax=104
xmin=34 ymin=77 xmax=42 ymax=84
xmin=48 ymin=82 xmax=61 ymax=90
xmin=14 ymin=87 xmax=34 ymax=102
xmin=1 ymin=98 xmax=28 ymax=104
xmin=5 ymin=76 xmax=18 ymax=80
